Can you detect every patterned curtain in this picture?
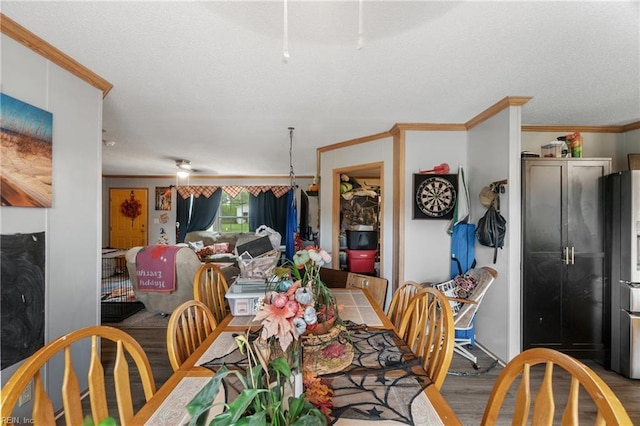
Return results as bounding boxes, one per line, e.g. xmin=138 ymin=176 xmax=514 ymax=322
xmin=176 ymin=185 xmax=290 ymax=199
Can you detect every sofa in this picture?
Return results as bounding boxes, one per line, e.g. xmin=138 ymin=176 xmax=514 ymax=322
xmin=125 ymin=245 xmax=240 ymax=315
xmin=184 ymin=230 xmax=263 ymax=255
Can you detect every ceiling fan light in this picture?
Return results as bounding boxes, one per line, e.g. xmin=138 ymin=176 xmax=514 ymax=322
xmin=176 ymin=159 xmax=192 ymax=170
xmin=176 ymin=170 xmax=190 ymax=178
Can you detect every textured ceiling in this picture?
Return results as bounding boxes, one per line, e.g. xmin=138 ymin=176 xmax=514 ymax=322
xmin=2 ymin=1 xmax=639 ymax=176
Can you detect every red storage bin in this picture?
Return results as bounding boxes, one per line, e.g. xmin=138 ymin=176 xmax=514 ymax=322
xmin=346 ymin=249 xmax=377 ymax=274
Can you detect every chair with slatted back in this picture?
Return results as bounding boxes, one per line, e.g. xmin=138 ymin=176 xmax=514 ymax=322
xmin=481 ymin=347 xmax=632 ymax=425
xmin=396 ymin=287 xmax=455 ymax=390
xmin=386 ymin=281 xmax=422 ymax=331
xmin=167 ymin=300 xmax=218 ymax=371
xmin=435 ymin=266 xmax=497 ymax=369
xmin=0 ymin=325 xmax=156 ymax=426
xmin=193 ymin=263 xmax=230 ymax=324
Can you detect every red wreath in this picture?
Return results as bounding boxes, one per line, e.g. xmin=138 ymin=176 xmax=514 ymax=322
xmin=120 ymin=197 xmax=142 ymax=221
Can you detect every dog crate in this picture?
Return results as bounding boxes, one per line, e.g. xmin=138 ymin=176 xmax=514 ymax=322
xmin=101 ymin=250 xmax=143 ymax=322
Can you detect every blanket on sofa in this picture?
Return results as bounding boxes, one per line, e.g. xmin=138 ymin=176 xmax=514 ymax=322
xmin=135 ymin=245 xmax=181 ymax=293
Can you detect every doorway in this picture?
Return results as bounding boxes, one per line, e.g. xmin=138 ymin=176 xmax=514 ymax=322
xmin=331 ymin=162 xmax=383 ymax=276
xmin=109 ymin=188 xmax=148 ymax=249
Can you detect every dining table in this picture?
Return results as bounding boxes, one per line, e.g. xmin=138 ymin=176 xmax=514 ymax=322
xmin=130 ymin=288 xmax=462 ymax=425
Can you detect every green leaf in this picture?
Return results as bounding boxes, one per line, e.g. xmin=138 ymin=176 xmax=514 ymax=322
xmin=98 ymin=418 xmax=118 ymax=426
xmin=186 ymin=366 xmax=245 ymax=426
xmin=209 ymin=411 xmax=233 ymax=426
xmin=288 ymin=395 xmax=306 ymax=419
xmin=270 ymin=356 xmax=292 ymax=378
xmin=290 ymin=415 xmax=326 ymax=426
xmin=244 ymin=411 xmax=267 ymax=426
xmin=226 ymin=389 xmax=265 ymax=423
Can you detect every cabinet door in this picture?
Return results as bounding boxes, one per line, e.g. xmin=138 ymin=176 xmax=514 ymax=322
xmin=346 ymin=273 xmax=387 ymax=309
xmin=564 ymin=160 xmax=609 ymax=356
xmin=522 ymin=158 xmax=610 ymax=358
xmin=522 ymin=160 xmax=566 ymax=348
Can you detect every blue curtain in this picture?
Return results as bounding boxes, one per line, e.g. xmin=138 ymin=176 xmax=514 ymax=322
xmin=186 ymin=188 xmax=223 ymax=234
xmin=176 ymin=188 xmax=223 ymax=243
xmin=176 ymin=194 xmax=192 ymax=243
xmin=248 ymin=190 xmax=288 ymax=237
xmin=285 ymin=188 xmax=297 ymax=260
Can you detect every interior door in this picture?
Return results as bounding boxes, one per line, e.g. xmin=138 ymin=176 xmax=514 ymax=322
xmin=109 ymin=188 xmax=148 ymax=249
xmin=331 ymin=163 xmax=383 ymax=275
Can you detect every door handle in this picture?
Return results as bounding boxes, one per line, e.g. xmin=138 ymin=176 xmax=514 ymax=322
xmin=570 ymin=246 xmax=575 ymax=265
xmin=563 ymin=247 xmax=569 ymax=265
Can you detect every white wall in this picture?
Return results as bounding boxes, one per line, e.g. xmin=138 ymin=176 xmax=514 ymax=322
xmin=319 ymin=137 xmax=394 ymax=306
xmin=102 ymin=176 xmax=312 ymax=247
xmin=403 ymin=131 xmax=467 ymax=284
xmin=623 ymin=128 xmax=640 ymax=164
xmin=0 ymin=35 xmax=103 ymax=414
xmin=522 ymin=131 xmax=624 ymax=171
xmin=468 ymin=108 xmax=523 ymax=362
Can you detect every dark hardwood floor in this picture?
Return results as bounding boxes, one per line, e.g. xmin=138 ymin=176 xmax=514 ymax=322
xmin=441 ymin=347 xmax=639 ymax=425
xmin=99 ymin=324 xmax=639 ymax=425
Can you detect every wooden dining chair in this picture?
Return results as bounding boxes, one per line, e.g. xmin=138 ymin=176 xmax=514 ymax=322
xmin=166 ymin=300 xmax=218 ymax=371
xmin=0 ymin=325 xmax=156 ymax=426
xmin=193 ymin=263 xmax=230 ymax=324
xmin=386 ymin=281 xmax=423 ymax=331
xmin=481 ymin=347 xmax=632 ymax=425
xmin=396 ymin=287 xmax=455 ymax=390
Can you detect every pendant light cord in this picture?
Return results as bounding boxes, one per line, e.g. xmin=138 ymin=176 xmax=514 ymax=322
xmin=283 ymin=0 xmax=290 ymax=62
xmin=357 ymin=0 xmax=364 ymax=50
xmin=289 ymin=127 xmax=296 ymax=189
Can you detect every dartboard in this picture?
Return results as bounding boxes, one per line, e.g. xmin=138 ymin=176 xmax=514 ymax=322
xmin=413 ymin=174 xmax=457 ymax=219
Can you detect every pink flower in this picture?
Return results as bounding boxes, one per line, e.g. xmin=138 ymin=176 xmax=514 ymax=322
xmin=321 ymin=343 xmax=346 ymax=359
xmin=254 ymin=303 xmax=296 ymax=351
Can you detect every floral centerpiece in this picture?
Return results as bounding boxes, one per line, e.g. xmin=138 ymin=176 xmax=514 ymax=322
xmin=256 ymin=246 xmax=353 ymax=377
xmin=255 ymin=246 xmax=341 ymax=353
xmin=186 ymin=247 xmax=346 ymax=425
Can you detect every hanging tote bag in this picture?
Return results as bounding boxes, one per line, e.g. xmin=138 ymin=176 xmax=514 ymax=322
xmin=450 ymin=222 xmax=477 ymax=278
xmin=476 ymin=194 xmax=507 ymax=264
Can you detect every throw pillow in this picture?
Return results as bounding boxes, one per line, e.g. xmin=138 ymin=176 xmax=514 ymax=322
xmin=188 ymin=240 xmax=204 ymax=251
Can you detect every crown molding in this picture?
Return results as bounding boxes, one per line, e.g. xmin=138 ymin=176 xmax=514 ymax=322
xmin=394 ymin=123 xmax=467 ymax=131
xmin=317 ymin=131 xmax=392 ymax=154
xmin=102 ymin=174 xmax=315 ymax=180
xmin=465 ymin=96 xmax=533 ymax=130
xmin=0 ymin=13 xmax=112 ymax=97
xmin=522 ymin=122 xmax=640 ymax=133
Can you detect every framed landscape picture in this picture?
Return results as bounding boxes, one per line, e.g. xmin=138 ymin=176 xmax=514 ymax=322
xmin=0 ymin=93 xmax=53 ymax=207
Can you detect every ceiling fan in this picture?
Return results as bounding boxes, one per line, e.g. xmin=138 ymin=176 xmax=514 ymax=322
xmin=174 ymin=159 xmax=207 ymax=177
xmin=175 ymin=159 xmax=193 ymax=177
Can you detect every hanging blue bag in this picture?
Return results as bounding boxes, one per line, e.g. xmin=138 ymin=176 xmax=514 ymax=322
xmin=450 ymin=222 xmax=476 ymax=278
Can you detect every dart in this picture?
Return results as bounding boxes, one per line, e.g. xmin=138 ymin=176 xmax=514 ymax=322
xmin=419 ymin=163 xmax=450 ymax=174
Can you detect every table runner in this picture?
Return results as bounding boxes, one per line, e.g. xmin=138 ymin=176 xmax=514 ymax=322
xmin=228 ymin=288 xmax=386 ymax=327
xmin=199 ymin=323 xmax=439 ymax=425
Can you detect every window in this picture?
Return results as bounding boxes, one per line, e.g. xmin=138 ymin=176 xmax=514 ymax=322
xmin=211 ymin=189 xmax=250 ymax=233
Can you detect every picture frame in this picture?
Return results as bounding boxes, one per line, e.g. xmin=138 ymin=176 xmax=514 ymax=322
xmin=0 ymin=93 xmax=53 ymax=207
xmin=155 ymin=186 xmax=171 ymax=210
